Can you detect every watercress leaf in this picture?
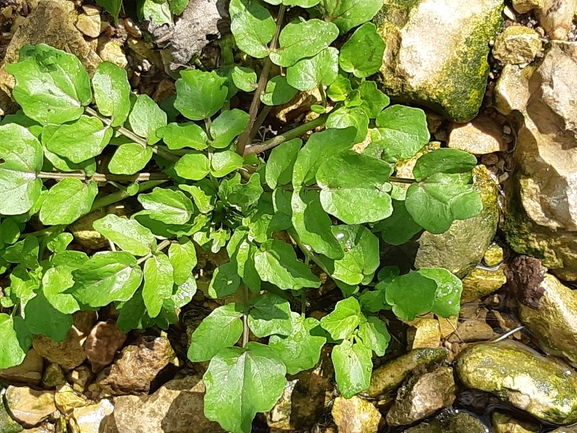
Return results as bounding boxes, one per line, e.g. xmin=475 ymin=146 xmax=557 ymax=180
xmin=413 ymin=148 xmax=478 ymax=181
xmin=283 ymin=0 xmax=320 ymax=8
xmin=254 ymin=240 xmax=320 ymax=290
xmin=50 ymin=251 xmax=89 ymax=269
xmin=45 ymin=232 xmax=73 ymax=254
xmin=42 ymin=115 xmax=113 ymax=163
xmin=359 ymin=289 xmax=388 ymax=313
xmin=4 ymin=237 xmax=39 ymax=269
xmin=41 ymin=267 xmax=79 ymax=314
xmin=260 ymin=75 xmax=299 ymax=106
xmin=316 ymin=150 xmax=393 ymax=224
xmin=0 ymin=124 xmax=42 ymax=215
xmin=339 ymin=23 xmax=385 ymax=78
xmin=0 ymin=218 xmax=21 ymax=247
xmin=169 ymin=0 xmax=189 ymax=15
xmin=172 ymin=274 xmax=197 ymax=308
xmin=140 ymin=0 xmax=173 ymax=25
xmin=138 ymin=187 xmax=194 ymax=225
xmin=72 ymin=251 xmax=144 ymax=307
xmin=269 ymin=313 xmax=326 ymax=374
xmin=383 ymin=271 xmax=437 ymax=321
xmin=0 ymin=314 xmax=32 ymax=369
xmin=265 ymin=138 xmax=301 ymax=189
xmin=143 ymin=253 xmax=174 ymax=318
xmin=208 ymin=261 xmax=241 ymax=298
xmin=229 ymin=0 xmax=276 ymax=59
xmin=417 ymin=268 xmax=462 ymax=318
xmin=318 ymin=0 xmax=382 ymax=34
xmin=8 ymin=265 xmax=39 ymax=309
xmin=229 ymin=65 xmax=258 ymax=92
xmin=0 ymin=110 xmax=43 ymax=137
xmin=44 ymin=148 xmax=97 ymax=174
xmin=128 ymin=94 xmax=167 ymax=144
xmin=188 ymin=303 xmax=243 ymax=362
xmin=269 ymin=19 xmax=339 ymax=67
xmin=175 ymin=152 xmax=211 ymax=181
xmin=175 ymin=69 xmax=228 ymax=120
xmin=179 ymin=180 xmax=216 ymax=213
xmin=357 ymin=316 xmax=390 ymax=356
xmin=332 ymin=340 xmax=372 ymax=398
xmin=6 ymin=44 xmax=91 ymax=125
xmin=227 ymin=230 xmax=261 ymax=293
xmin=210 ymin=109 xmax=250 ymax=149
xmin=320 ymin=297 xmax=361 ymax=340
xmin=327 ymin=75 xmax=352 ymax=102
xmin=39 ymin=179 xmax=98 ymax=225
xmin=108 ymin=143 xmax=153 ymax=175
xmin=157 ymin=122 xmax=208 ymax=150
xmin=93 ymin=214 xmax=156 ymax=256
xmin=286 ymin=47 xmax=339 ymax=91
xmin=204 ymin=342 xmax=287 ymax=433
xmin=168 ymin=239 xmax=197 ymax=285
xmin=96 ymin=0 xmax=121 ymax=23
xmin=92 ymin=61 xmax=131 ymax=127
xmin=326 ymin=107 xmax=369 ymax=144
xmin=219 ymin=172 xmax=263 ymax=213
xmin=24 ymin=290 xmax=73 ymax=342
xmin=374 ymin=105 xmax=430 ymax=161
xmin=358 ymin=81 xmax=390 ymax=118
xmin=248 ymin=293 xmax=292 ymax=338
xmin=210 ymin=150 xmax=244 ymax=177
xmin=116 ymin=288 xmax=146 ymax=332
xmin=374 ymin=199 xmax=422 ymax=245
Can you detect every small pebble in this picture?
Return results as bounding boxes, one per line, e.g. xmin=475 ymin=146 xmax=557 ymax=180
xmin=498 ymin=172 xmax=510 ymax=183
xmin=481 ymin=153 xmax=499 ymax=166
xmin=503 ymin=125 xmax=512 ymax=134
xmin=122 ymin=17 xmax=142 ymax=38
xmin=503 ymin=5 xmax=517 ymax=21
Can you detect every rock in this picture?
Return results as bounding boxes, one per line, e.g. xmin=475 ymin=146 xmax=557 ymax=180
xmin=461 ymin=267 xmax=507 ymax=303
xmin=403 ymin=410 xmax=489 ymax=433
xmin=376 ymin=0 xmax=503 ymax=122
xmin=70 ymin=399 xmax=114 ymax=433
xmin=448 ymin=115 xmax=507 ymax=154
xmin=502 ymin=42 xmax=577 ymax=281
xmin=41 ymin=364 xmax=66 ymax=389
xmin=69 ymin=365 xmax=93 ymax=393
xmin=97 ymin=40 xmax=128 ymax=68
xmin=492 ymin=412 xmax=539 ymax=433
xmin=492 ymin=26 xmax=542 ymax=65
xmin=75 ymin=13 xmax=103 ymax=38
xmin=0 ymin=398 xmax=23 ymax=433
xmin=105 ymin=375 xmax=224 ymax=433
xmin=537 ymin=0 xmax=577 ymax=40
xmin=365 ymin=348 xmax=446 ymax=398
xmin=4 ymin=386 xmax=56 ymax=428
xmin=550 ymin=426 xmax=577 ymax=433
xmin=512 ymin=0 xmax=543 ymax=14
xmin=331 ymin=396 xmax=381 ymax=433
xmin=85 ymin=321 xmax=127 ymax=372
xmin=0 ymin=349 xmax=44 ymax=385
xmin=493 ymin=64 xmax=535 ymax=115
xmin=484 ymin=244 xmax=504 ymax=267
xmin=456 ymin=340 xmax=577 ymax=424
xmin=450 ymin=319 xmax=494 ymax=342
xmin=406 ymin=317 xmax=441 ymax=349
xmin=54 ymin=384 xmax=87 ymax=415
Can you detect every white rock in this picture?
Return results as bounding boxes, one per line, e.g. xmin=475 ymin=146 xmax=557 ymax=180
xmin=448 ymin=115 xmax=507 ymax=154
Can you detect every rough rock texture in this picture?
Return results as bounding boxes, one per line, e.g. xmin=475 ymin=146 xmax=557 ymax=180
xmin=492 ymin=412 xmax=540 ymax=433
xmin=456 ymin=341 xmax=577 ymax=425
xmin=0 ymin=399 xmax=23 ymax=433
xmin=331 ymin=396 xmax=381 ymax=433
xmin=4 ymin=386 xmax=56 ymax=428
xmin=460 ymin=267 xmax=507 ymax=303
xmin=403 ymin=410 xmax=489 ymax=433
xmin=70 ymin=399 xmax=114 ymax=433
xmin=85 ymin=321 xmax=127 ymax=372
xmin=406 ymin=317 xmax=441 ymax=349
xmin=512 ymin=0 xmax=542 ymax=14
xmin=448 ymin=115 xmax=507 ymax=155
xmin=0 ymin=349 xmax=44 ymax=385
xmin=376 ymin=0 xmax=503 ymax=122
xmin=492 ymin=25 xmax=542 ymax=65
xmin=54 ymin=384 xmax=88 ymax=415
xmin=537 ymin=0 xmax=577 ymax=40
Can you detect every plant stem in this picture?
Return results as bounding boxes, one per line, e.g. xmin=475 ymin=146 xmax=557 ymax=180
xmin=242 ymin=284 xmax=250 ymax=348
xmin=289 ymin=229 xmax=332 ymax=277
xmin=38 ymin=171 xmax=169 ymax=183
xmin=136 ymin=239 xmax=172 ymax=265
xmin=90 ymin=179 xmax=168 ymax=211
xmin=389 ymin=176 xmax=416 ymax=184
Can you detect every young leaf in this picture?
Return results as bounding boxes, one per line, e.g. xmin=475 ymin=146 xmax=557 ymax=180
xmin=210 ymin=109 xmax=250 ymax=149
xmin=265 ymin=138 xmax=301 ymax=189
xmin=375 ymin=199 xmax=422 ymax=246
xmin=418 ymin=268 xmax=462 ymax=318
xmin=24 ymin=291 xmax=73 ymax=342
xmin=143 ymin=253 xmax=174 ymax=318
xmin=219 ymin=173 xmax=263 ymax=213
xmin=211 ymin=151 xmax=244 ymax=178
xmin=286 ymin=47 xmax=339 ymax=91
xmin=318 ymin=0 xmax=382 ymax=33
xmin=4 ymin=237 xmax=39 ymax=269
xmin=327 ymin=75 xmax=352 ymax=102
xmin=138 ymin=188 xmax=194 ymax=225
xmin=187 ymin=303 xmax=243 ymax=362
xmin=6 ymin=44 xmax=91 ymax=125
xmin=41 ymin=267 xmax=79 ymax=314
xmin=180 ymin=180 xmax=216 ymax=214
xmin=175 ymin=152 xmax=211 ymax=181
xmin=357 ymin=316 xmax=390 ymax=356
xmin=92 ymin=62 xmax=131 ymax=127
xmin=320 ymin=297 xmax=362 ymax=340
xmin=269 ymin=19 xmax=339 ymax=67
xmin=326 ymin=107 xmax=369 ymax=144
xmin=248 ymin=293 xmax=292 ymax=338
xmin=204 ymin=342 xmax=287 ymax=433
xmin=332 ymin=340 xmax=372 ymax=398
xmin=93 ymin=214 xmax=156 ymax=256
xmin=229 ymin=0 xmax=276 ymax=59
xmin=108 ymin=143 xmax=153 ymax=175
xmin=128 ymin=94 xmax=167 ymax=144
xmin=382 ymin=271 xmax=438 ymax=321
xmin=254 ymin=240 xmax=321 ymax=290
xmin=358 ymin=81 xmax=390 ymax=118
xmin=39 ymin=179 xmax=98 ymax=225
xmin=208 ymin=262 xmax=242 ymax=298
xmin=168 ymin=238 xmax=197 ymax=285
xmin=339 ymin=23 xmax=385 ymax=78
xmin=227 ymin=229 xmax=261 ymax=293
xmin=157 ymin=122 xmax=208 ymax=150
xmin=8 ymin=264 xmax=40 ymax=308
xmin=269 ymin=312 xmax=326 ymax=374
xmin=260 ymin=76 xmax=299 ymax=106
xmin=96 ymin=0 xmax=122 ymax=24
xmin=0 ymin=124 xmax=43 ymax=215
xmin=175 ymin=69 xmax=228 ymax=120
xmin=0 ymin=314 xmax=32 ymax=369
xmin=218 ymin=65 xmax=258 ymax=98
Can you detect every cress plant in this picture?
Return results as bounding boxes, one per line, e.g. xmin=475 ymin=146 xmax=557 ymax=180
xmin=0 ymin=0 xmax=483 ymax=431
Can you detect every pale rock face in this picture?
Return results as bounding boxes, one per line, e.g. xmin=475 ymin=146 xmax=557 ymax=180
xmin=448 ymin=115 xmax=507 ymax=155
xmin=492 ymin=25 xmax=542 ymax=65
xmin=537 ymin=0 xmax=577 ymax=40
xmin=512 ymin=0 xmax=543 ymax=14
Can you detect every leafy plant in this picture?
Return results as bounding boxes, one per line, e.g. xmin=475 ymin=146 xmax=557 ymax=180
xmin=0 ymin=0 xmax=482 ymax=430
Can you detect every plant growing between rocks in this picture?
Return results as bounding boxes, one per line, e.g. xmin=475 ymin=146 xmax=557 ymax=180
xmin=0 ymin=0 xmax=483 ymax=431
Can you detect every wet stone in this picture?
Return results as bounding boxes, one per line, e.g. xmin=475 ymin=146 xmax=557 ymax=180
xmin=492 ymin=412 xmax=540 ymax=433
xmin=4 ymin=386 xmax=56 ymax=428
xmin=403 ymin=410 xmax=489 ymax=433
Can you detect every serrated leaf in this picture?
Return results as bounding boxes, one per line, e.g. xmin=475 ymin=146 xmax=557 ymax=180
xmin=229 ymin=0 xmax=276 ymax=59
xmin=211 ymin=151 xmax=244 ymax=177
xmin=175 ymin=152 xmax=211 ymax=181
xmin=204 ymin=342 xmax=287 ymax=433
xmin=6 ymin=44 xmax=91 ymax=125
xmin=128 ymin=94 xmax=167 ymax=144
xmin=93 ymin=214 xmax=156 ymax=256
xmin=318 ymin=0 xmax=382 ymax=33
xmin=188 ymin=303 xmax=243 ymax=362
xmin=358 ymin=81 xmax=389 ymax=118
xmin=157 ymin=122 xmax=208 ymax=150
xmin=357 ymin=316 xmax=390 ymax=356
xmin=375 ymin=199 xmax=422 ymax=245
xmin=0 ymin=124 xmax=42 ymax=215
xmin=42 ymin=266 xmax=79 ymax=314
xmin=96 ymin=0 xmax=122 ymax=24
xmin=208 ymin=261 xmax=241 ymax=298
xmin=0 ymin=314 xmax=32 ymax=369
xmin=265 ymin=138 xmax=301 ymax=189
xmin=382 ymin=271 xmax=438 ymax=321
xmin=320 ymin=297 xmax=361 ymax=340
xmin=143 ymin=253 xmax=174 ymax=318
xmin=332 ymin=340 xmax=372 ymax=398
xmin=417 ymin=268 xmax=462 ymax=318
xmin=210 ymin=109 xmax=250 ymax=149
xmin=260 ymin=75 xmax=299 ymax=106
xmin=175 ymin=69 xmax=228 ymax=120
xmin=93 ymin=62 xmax=131 ymax=126
xmin=326 ymin=106 xmax=369 ymax=144
xmin=24 ymin=290 xmax=73 ymax=342
xmin=248 ymin=293 xmax=292 ymax=338
xmin=339 ymin=23 xmax=385 ymax=78
xmin=286 ymin=47 xmax=339 ymax=92
xmin=138 ymin=187 xmax=194 ymax=225
xmin=168 ymin=238 xmax=197 ymax=285
xmin=39 ymin=179 xmax=98 ymax=225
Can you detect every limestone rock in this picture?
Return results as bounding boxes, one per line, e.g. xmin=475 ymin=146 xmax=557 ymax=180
xmin=493 ymin=64 xmax=535 ymax=115
xmin=406 ymin=317 xmax=441 ymax=349
xmin=85 ymin=321 xmax=127 ymax=372
xmin=41 ymin=364 xmax=66 ymax=389
xmin=54 ymin=384 xmax=87 ymax=415
xmin=512 ymin=0 xmax=543 ymax=14
xmin=492 ymin=26 xmax=542 ymax=65
xmin=0 ymin=349 xmax=44 ymax=385
xmin=97 ymin=40 xmax=128 ymax=68
xmin=537 ymin=0 xmax=577 ymax=40
xmin=4 ymin=386 xmax=56 ymax=428
xmin=404 ymin=410 xmax=489 ymax=433
xmin=461 ymin=267 xmax=507 ymax=303
xmin=484 ymin=244 xmax=504 ymax=267
xmin=75 ymin=13 xmax=103 ymax=38
xmin=70 ymin=399 xmax=114 ymax=433
xmin=450 ymin=318 xmax=495 ymax=342
xmin=492 ymin=412 xmax=539 ymax=433
xmin=331 ymin=396 xmax=381 ymax=433
xmin=376 ymin=0 xmax=503 ymax=122
xmin=448 ymin=115 xmax=507 ymax=154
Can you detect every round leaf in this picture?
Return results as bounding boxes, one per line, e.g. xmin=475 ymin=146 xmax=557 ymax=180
xmin=418 ymin=268 xmax=463 ymax=318
xmin=175 ymin=69 xmax=228 ymax=120
xmin=339 ymin=23 xmax=385 ymax=78
xmin=286 ymin=48 xmax=339 ymax=91
xmin=175 ymin=152 xmax=211 ymax=181
xmin=383 ymin=271 xmax=437 ymax=321
xmin=39 ymin=179 xmax=98 ymax=225
xmin=157 ymin=122 xmax=208 ymax=150
xmin=0 ymin=314 xmax=32 ymax=369
xmin=318 ymin=0 xmax=382 ymax=34
xmin=230 ymin=0 xmax=276 ymax=59
xmin=93 ymin=61 xmax=131 ymax=127
xmin=93 ymin=214 xmax=156 ymax=256
xmin=332 ymin=340 xmax=372 ymax=398
xmin=260 ymin=76 xmax=298 ymax=106
xmin=108 ymin=143 xmax=153 ymax=175
xmin=210 ymin=151 xmax=244 ymax=178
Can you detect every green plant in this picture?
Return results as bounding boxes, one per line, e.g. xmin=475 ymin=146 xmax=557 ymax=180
xmin=0 ymin=0 xmax=482 ymax=431
xmin=97 ymin=0 xmax=190 ymax=25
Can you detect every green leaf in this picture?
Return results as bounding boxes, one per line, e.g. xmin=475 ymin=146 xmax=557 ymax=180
xmin=254 ymin=240 xmax=320 ymax=290
xmin=211 ymin=151 xmax=244 ymax=177
xmin=39 ymin=179 xmax=98 ymax=225
xmin=128 ymin=94 xmax=167 ymax=144
xmin=116 ymin=288 xmax=146 ymax=333
xmin=168 ymin=238 xmax=197 ymax=285
xmin=93 ymin=62 xmax=131 ymax=127
xmin=157 ymin=122 xmax=208 ymax=150
xmin=327 ymin=75 xmax=352 ymax=102
xmin=44 ymin=149 xmax=96 ymax=174
xmin=229 ymin=0 xmax=276 ymax=59
xmin=93 ymin=214 xmax=156 ymax=256
xmin=0 ymin=218 xmax=21 ymax=247
xmin=218 ymin=65 xmax=258 ymax=98
xmin=227 ymin=230 xmax=261 ymax=293
xmin=6 ymin=44 xmax=91 ymax=125
xmin=180 ymin=180 xmax=216 ymax=213
xmin=265 ymin=138 xmax=301 ymax=189
xmin=270 ymin=19 xmax=339 ymax=67
xmin=175 ymin=152 xmax=211 ymax=181
xmin=357 ymin=81 xmax=390 ymax=118
xmin=188 ymin=303 xmax=243 ymax=362
xmin=413 ymin=148 xmax=478 ymax=181
xmin=210 ymin=109 xmax=250 ymax=149
xmin=72 ymin=251 xmax=143 ymax=307
xmin=382 ymin=271 xmax=438 ymax=321
xmin=138 ymin=187 xmax=194 ymax=225
xmin=143 ymin=253 xmax=174 ymax=318
xmin=320 ymin=297 xmax=361 ymax=340
xmin=96 ymin=0 xmax=122 ymax=24
xmin=248 ymin=293 xmax=292 ymax=338
xmin=140 ymin=0 xmax=173 ymax=25
xmin=339 ymin=23 xmax=385 ymax=78
xmin=41 ymin=266 xmax=79 ymax=314
xmin=316 ymin=150 xmax=393 ymax=224
xmin=172 ymin=275 xmax=197 ymax=308
xmin=4 ymin=237 xmax=39 ymax=269
xmin=326 ymin=107 xmax=369 ymax=144
xmin=42 ymin=115 xmax=113 ymax=163
xmin=204 ymin=342 xmax=287 ymax=433
xmin=375 ymin=199 xmax=422 ymax=245
xmin=332 ymin=340 xmax=372 ymax=398
xmin=417 ymin=268 xmax=462 ymax=318
xmin=8 ymin=265 xmax=40 ymax=308
xmin=24 ymin=290 xmax=73 ymax=342
xmin=269 ymin=313 xmax=326 ymax=374
xmin=318 ymin=0 xmax=382 ymax=33
xmin=260 ymin=76 xmax=298 ymax=106
xmin=284 ymin=0 xmax=319 ymax=6
xmin=357 ymin=316 xmax=390 ymax=356
xmin=108 ymin=143 xmax=153 ymax=175
xmin=0 ymin=110 xmax=43 ymax=137
xmin=169 ymin=0 xmax=189 ymax=15
xmin=286 ymin=47 xmax=339 ymax=91
xmin=208 ymin=261 xmax=241 ymax=298
xmin=50 ymin=251 xmax=89 ymax=269
xmin=0 ymin=124 xmax=42 ymax=215
xmin=0 ymin=314 xmax=32 ymax=369
xmin=175 ymin=69 xmax=228 ymax=120
xmin=374 ymin=105 xmax=430 ymax=161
